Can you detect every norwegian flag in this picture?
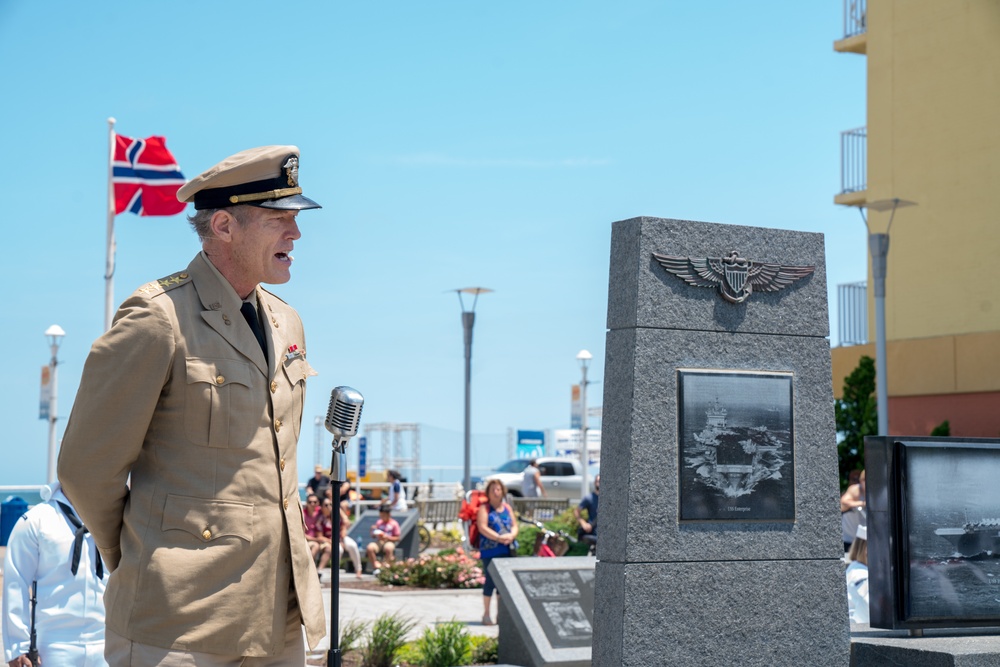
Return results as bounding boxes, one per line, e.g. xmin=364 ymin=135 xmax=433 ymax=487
xmin=113 ymin=135 xmax=187 ymax=216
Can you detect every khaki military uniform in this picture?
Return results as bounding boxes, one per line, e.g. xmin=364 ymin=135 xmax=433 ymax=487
xmin=58 ymin=252 xmax=324 ymax=656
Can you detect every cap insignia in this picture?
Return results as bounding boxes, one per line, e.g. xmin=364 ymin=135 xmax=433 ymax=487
xmin=283 ymin=156 xmax=299 ymax=187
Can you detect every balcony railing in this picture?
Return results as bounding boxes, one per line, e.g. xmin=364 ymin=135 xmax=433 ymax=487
xmin=843 ymin=0 xmax=867 ymax=39
xmin=838 ymin=281 xmax=868 ymax=346
xmin=840 ymin=126 xmax=867 ymax=195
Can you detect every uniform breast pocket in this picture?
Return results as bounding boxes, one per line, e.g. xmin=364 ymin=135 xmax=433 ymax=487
xmin=281 ymin=356 xmax=314 ymax=441
xmin=184 ymin=357 xmax=258 ymax=448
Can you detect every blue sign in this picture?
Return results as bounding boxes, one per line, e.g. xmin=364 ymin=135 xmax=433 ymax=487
xmin=517 ymin=430 xmax=545 ymax=446
xmin=517 ymin=430 xmax=545 ymax=458
xmin=358 ymin=436 xmax=367 ymax=478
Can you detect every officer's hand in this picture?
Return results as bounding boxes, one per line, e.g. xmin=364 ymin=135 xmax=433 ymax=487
xmin=10 ymin=653 xmax=39 ymax=666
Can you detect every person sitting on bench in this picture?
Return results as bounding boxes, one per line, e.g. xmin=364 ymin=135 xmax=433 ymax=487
xmin=365 ymin=505 xmax=401 ymax=574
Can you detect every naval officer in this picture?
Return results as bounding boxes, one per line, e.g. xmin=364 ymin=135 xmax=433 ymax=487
xmin=58 ymin=145 xmax=325 ymax=666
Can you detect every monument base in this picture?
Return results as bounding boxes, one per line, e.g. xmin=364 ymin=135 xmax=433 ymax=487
xmin=595 ymin=560 xmax=850 ymax=667
xmin=851 ymin=626 xmax=1000 ymax=667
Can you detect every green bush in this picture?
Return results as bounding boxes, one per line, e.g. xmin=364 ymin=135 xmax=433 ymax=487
xmin=414 ymin=620 xmax=472 ymax=666
xmin=394 ymin=641 xmax=421 ymax=665
xmin=376 ymin=549 xmax=484 ymax=589
xmin=931 ymin=420 xmax=951 ymax=436
xmin=835 ymin=355 xmax=877 ymax=490
xmin=361 ymin=612 xmax=416 ymax=667
xmin=515 ymin=523 xmax=541 ymax=556
xmin=340 ymin=618 xmax=369 ymax=654
xmin=469 ymin=635 xmax=499 ymax=664
xmin=433 ymin=526 xmax=464 ymax=547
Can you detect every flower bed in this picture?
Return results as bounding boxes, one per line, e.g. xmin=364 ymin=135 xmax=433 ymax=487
xmin=376 ymin=548 xmax=484 ymax=589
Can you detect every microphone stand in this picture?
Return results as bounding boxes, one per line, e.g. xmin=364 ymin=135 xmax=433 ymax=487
xmin=328 ymin=440 xmax=347 ymax=667
xmin=28 ymin=580 xmax=40 ymax=666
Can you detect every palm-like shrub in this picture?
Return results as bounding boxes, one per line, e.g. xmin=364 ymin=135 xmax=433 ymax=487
xmin=360 ymin=612 xmax=416 ymax=667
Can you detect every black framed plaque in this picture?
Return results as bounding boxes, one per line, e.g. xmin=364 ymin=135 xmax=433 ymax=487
xmin=489 ymin=557 xmax=595 ymax=666
xmin=677 ymin=369 xmax=795 ymax=522
xmin=514 ymin=569 xmax=594 ymax=649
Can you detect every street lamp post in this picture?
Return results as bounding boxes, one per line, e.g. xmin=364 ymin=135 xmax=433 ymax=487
xmin=856 ymin=198 xmax=916 ymax=435
xmin=455 ymin=287 xmax=492 ymax=494
xmin=45 ymin=324 xmax=66 ymax=484
xmin=577 ymin=350 xmax=592 ymax=502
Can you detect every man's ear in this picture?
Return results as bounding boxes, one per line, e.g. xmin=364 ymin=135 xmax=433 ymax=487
xmin=209 ymin=209 xmax=237 ymax=242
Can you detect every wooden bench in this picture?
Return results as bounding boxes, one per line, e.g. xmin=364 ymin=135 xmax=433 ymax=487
xmin=416 ymin=499 xmax=461 ymax=530
xmin=510 ymin=497 xmax=572 ymax=522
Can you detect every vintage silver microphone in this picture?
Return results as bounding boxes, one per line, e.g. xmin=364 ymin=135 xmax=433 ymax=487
xmin=325 ymin=386 xmax=364 ymax=483
xmin=324 ymin=385 xmax=363 ymax=667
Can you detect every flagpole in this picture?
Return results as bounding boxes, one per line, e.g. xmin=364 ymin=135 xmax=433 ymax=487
xmin=105 ymin=117 xmax=117 ymax=332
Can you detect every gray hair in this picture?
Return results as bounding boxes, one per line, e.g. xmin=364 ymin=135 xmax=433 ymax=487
xmin=188 ymin=205 xmax=256 ymax=242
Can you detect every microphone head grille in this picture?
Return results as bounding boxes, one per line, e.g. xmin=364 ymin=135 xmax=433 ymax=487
xmin=325 ymin=386 xmax=364 ymax=435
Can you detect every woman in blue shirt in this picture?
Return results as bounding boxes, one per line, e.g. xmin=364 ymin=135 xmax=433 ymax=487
xmin=477 ymin=479 xmax=519 ymax=625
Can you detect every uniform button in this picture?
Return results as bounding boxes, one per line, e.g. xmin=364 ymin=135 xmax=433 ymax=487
xmin=216 ymin=375 xmax=225 ymax=384
xmin=179 ymin=273 xmax=189 ymax=279
xmin=223 ymin=315 xmax=231 ymax=325
xmin=275 ymin=419 xmax=282 ymax=432
xmin=202 ymin=529 xmax=212 ymax=540
xmin=270 ymin=381 xmax=278 ymax=393
xmin=283 ymin=498 xmax=289 ymax=510
xmin=279 ymin=458 xmax=286 ymax=471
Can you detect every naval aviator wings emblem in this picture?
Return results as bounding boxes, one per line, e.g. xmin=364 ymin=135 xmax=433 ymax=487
xmin=653 ymin=250 xmax=815 ymax=304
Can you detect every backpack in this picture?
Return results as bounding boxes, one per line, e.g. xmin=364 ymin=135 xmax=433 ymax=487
xmin=459 ymin=489 xmax=489 ymax=548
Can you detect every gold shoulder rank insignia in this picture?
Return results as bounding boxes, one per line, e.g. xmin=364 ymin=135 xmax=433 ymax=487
xmin=135 ymin=271 xmax=191 ymax=297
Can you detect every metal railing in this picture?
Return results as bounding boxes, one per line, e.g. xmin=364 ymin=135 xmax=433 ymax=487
xmin=415 ymin=498 xmax=462 ymax=529
xmin=843 ymin=0 xmax=867 ymax=39
xmin=840 ymin=126 xmax=867 ymax=194
xmin=510 ymin=497 xmax=573 ymax=522
xmin=838 ymin=281 xmax=868 ymax=346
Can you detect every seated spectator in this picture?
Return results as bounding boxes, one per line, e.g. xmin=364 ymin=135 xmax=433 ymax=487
xmin=338 ymin=506 xmax=363 ymax=579
xmin=316 ymin=499 xmax=335 ymax=570
xmin=365 ymin=506 xmax=401 ymax=574
xmin=575 ymin=474 xmax=599 ymax=551
xmin=302 ymin=494 xmax=328 ymax=566
xmin=339 ymin=481 xmax=353 ymax=510
xmin=307 ymin=465 xmax=330 ymax=500
xmin=846 ymin=525 xmax=869 ymax=624
xmin=841 ymin=470 xmax=866 ymax=552
xmin=387 ymin=470 xmax=408 ymax=511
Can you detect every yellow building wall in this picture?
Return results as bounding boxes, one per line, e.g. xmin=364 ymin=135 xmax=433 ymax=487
xmin=864 ymin=0 xmax=1000 ymax=342
xmin=831 ymin=330 xmax=1000 ymax=400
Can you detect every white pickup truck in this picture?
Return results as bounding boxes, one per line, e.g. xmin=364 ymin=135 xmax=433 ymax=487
xmin=482 ymin=456 xmax=596 ymax=499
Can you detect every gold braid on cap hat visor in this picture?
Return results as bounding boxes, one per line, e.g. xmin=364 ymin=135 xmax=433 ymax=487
xmin=228 ymin=186 xmax=303 ymax=205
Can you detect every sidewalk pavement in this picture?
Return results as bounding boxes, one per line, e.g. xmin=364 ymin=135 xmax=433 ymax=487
xmin=308 ymin=570 xmax=497 ymax=657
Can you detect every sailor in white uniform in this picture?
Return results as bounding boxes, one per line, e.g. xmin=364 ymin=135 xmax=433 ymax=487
xmin=2 ymin=483 xmax=107 ymax=666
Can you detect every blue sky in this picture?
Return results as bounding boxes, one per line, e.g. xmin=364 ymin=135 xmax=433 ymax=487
xmin=0 ymin=1 xmax=867 ymax=488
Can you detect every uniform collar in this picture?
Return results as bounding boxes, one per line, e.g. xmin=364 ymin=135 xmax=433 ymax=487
xmin=189 ymin=253 xmax=271 ymax=374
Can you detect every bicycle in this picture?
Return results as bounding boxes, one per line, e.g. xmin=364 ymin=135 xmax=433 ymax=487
xmin=417 ymin=521 xmax=432 ymax=553
xmin=519 ymin=516 xmax=575 ymax=557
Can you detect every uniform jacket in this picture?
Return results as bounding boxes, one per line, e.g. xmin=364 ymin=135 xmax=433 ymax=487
xmin=2 ymin=484 xmax=107 ymax=666
xmin=57 ymin=252 xmax=324 ymax=656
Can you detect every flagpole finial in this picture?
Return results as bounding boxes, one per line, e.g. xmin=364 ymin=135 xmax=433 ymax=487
xmin=108 ymin=117 xmax=116 ymax=127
